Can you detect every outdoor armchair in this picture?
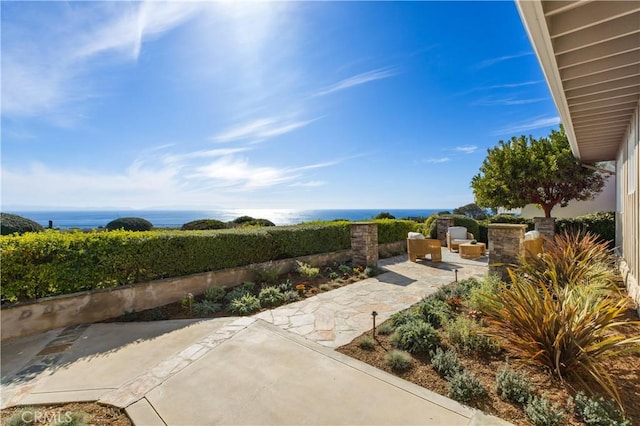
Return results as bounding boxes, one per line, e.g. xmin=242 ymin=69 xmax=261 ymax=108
xmin=407 ymin=232 xmax=442 ymax=262
xmin=446 ymin=226 xmax=474 ymax=252
xmin=523 ymin=230 xmax=543 ymax=260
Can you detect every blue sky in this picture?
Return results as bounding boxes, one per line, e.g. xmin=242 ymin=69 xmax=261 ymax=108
xmin=1 ymin=1 xmax=561 ymax=210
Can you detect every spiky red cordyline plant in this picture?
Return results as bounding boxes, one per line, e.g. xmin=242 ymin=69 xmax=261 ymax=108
xmin=479 ymin=269 xmax=640 ymax=409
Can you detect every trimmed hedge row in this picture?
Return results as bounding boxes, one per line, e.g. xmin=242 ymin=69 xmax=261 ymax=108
xmin=1 ymin=224 xmax=349 ymax=303
xmin=374 ymin=219 xmax=420 ymax=244
xmin=1 ymin=220 xmax=417 ymax=303
xmin=555 ymin=211 xmax=615 ymax=248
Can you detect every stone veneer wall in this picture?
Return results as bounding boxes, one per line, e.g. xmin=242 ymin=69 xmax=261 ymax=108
xmin=350 ymin=223 xmax=378 ymax=267
xmin=436 ymin=218 xmax=455 ymax=247
xmin=488 ymin=223 xmax=527 ymax=279
xmin=534 ymin=217 xmax=556 ymax=244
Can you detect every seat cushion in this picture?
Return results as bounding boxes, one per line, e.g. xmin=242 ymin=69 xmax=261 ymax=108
xmin=452 ymin=239 xmax=473 ymax=245
xmin=408 ymin=232 xmax=425 ymax=239
xmin=524 ymin=230 xmax=541 ymax=240
xmin=448 ymin=226 xmax=468 ymax=240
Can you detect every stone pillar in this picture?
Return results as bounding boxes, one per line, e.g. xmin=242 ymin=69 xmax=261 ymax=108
xmin=350 ymin=222 xmax=378 ymax=267
xmin=436 ymin=218 xmax=455 ymax=247
xmin=534 ymin=217 xmax=555 ymax=243
xmin=488 ymin=224 xmax=527 ymax=280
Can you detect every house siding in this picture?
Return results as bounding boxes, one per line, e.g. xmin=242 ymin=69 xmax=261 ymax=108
xmin=617 ymin=101 xmax=640 ymax=310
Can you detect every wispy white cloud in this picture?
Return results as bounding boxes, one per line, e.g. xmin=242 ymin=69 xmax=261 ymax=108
xmin=455 ymin=145 xmax=477 ymax=154
xmin=211 ymin=117 xmax=318 ymax=143
xmin=471 ymin=97 xmax=547 ymax=107
xmin=424 ymin=157 xmax=450 ymax=164
xmin=289 ymin=181 xmax=325 ymax=188
xmin=475 ymin=51 xmax=534 ymax=69
xmin=1 ymin=149 xmax=342 ymax=208
xmin=313 ymin=67 xmax=398 ymax=97
xmin=455 ymin=80 xmax=544 ymax=97
xmin=1 ymin=2 xmax=207 ymax=122
xmin=493 ymin=116 xmax=561 ymax=136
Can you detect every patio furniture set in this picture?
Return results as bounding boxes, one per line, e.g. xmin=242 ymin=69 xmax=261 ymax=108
xmin=407 ymin=226 xmax=543 ymax=263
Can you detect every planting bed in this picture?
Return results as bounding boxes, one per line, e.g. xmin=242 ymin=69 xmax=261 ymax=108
xmin=338 ymin=282 xmax=640 ymax=426
xmin=104 ymin=261 xmax=376 ymax=322
xmin=0 ymin=402 xmax=131 ymax=426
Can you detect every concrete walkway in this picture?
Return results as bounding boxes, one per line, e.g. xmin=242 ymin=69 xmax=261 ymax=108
xmin=1 ymin=252 xmax=509 ymax=425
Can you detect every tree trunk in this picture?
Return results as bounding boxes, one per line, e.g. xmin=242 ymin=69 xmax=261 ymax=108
xmin=541 ymin=203 xmax=553 ymax=218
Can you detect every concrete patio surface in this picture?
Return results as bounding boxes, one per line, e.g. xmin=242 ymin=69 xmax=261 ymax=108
xmin=1 ymin=252 xmax=509 ymax=425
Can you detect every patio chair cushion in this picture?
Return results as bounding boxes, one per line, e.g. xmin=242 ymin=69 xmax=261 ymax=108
xmin=447 ymin=226 xmax=468 ymax=240
xmin=524 ymin=230 xmax=541 ymax=240
xmin=408 ymin=232 xmax=425 ymax=239
xmin=451 ymin=238 xmax=473 ymax=245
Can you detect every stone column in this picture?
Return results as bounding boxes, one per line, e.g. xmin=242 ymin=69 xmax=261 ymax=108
xmin=436 ymin=218 xmax=455 ymax=247
xmin=488 ymin=224 xmax=527 ymax=280
xmin=534 ymin=217 xmax=555 ymax=243
xmin=350 ymin=222 xmax=378 ymax=267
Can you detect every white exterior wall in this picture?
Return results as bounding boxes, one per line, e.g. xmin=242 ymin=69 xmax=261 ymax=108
xmin=617 ymin=102 xmax=639 ymax=309
xmin=519 ymin=174 xmax=615 ymax=219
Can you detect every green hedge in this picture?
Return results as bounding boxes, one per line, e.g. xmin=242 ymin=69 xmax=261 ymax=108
xmin=426 ymin=215 xmax=479 ymax=240
xmin=488 ymin=214 xmax=535 ymax=231
xmin=374 ymin=219 xmax=419 ymax=244
xmin=0 ymin=224 xmax=349 ymax=303
xmin=555 ymin=211 xmax=615 ymax=248
xmin=1 ymin=220 xmax=416 ymax=303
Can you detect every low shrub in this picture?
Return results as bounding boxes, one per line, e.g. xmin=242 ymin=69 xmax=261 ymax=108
xmin=468 ymin=274 xmax=502 ymax=312
xmin=0 ymin=213 xmax=44 ymax=235
xmin=525 ymin=395 xmax=567 ymax=426
xmin=258 ymin=286 xmax=286 ymax=308
xmin=573 ymin=391 xmax=632 ymax=426
xmin=204 ymin=286 xmax=226 ymax=303
xmin=53 ymin=411 xmax=88 ymax=426
xmin=389 ymin=310 xmax=421 ymax=329
xmin=319 ymin=284 xmax=331 ymax=292
xmin=225 ymin=282 xmax=256 ymax=303
xmin=296 ymin=261 xmax=319 ymax=278
xmin=447 ymin=370 xmax=487 ymax=403
xmin=252 ymin=262 xmax=280 ymax=285
xmin=5 ymin=407 xmax=36 ymax=426
xmin=282 ymin=290 xmax=300 ymax=303
xmin=181 ymin=219 xmax=226 ymax=230
xmin=385 ymin=350 xmax=412 ymax=372
xmin=430 ymin=347 xmax=462 ymax=379
xmin=391 ymin=320 xmax=440 ymax=354
xmin=431 ymin=279 xmax=480 ymax=303
xmin=357 ymin=335 xmax=376 ymax=350
xmin=495 ymin=364 xmax=535 ymax=404
xmin=192 ymin=300 xmax=222 ymax=315
xmin=106 ymin=217 xmax=153 ymax=231
xmin=229 ymin=294 xmax=261 ymax=315
xmin=446 ymin=317 xmax=499 ymax=356
xmin=418 ymin=298 xmax=453 ymax=328
xmin=376 ymin=322 xmax=395 ymax=335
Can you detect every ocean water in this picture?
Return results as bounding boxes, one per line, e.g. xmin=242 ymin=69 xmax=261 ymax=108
xmin=9 ymin=209 xmax=448 ymax=229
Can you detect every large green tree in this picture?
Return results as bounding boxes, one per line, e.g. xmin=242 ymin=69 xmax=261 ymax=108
xmin=471 ymin=127 xmax=605 ymax=218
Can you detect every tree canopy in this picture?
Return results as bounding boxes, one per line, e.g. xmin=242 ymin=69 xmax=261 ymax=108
xmin=452 ymin=203 xmax=488 ymax=220
xmin=471 ymin=127 xmax=605 ymax=218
